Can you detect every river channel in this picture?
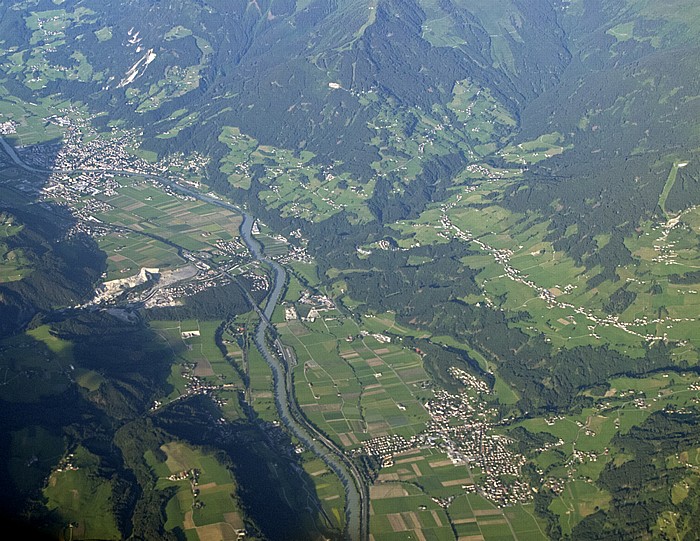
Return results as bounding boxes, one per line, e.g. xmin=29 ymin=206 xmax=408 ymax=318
xmin=239 ymin=214 xmax=366 ymax=541
xmin=0 ymin=134 xmax=366 ymax=541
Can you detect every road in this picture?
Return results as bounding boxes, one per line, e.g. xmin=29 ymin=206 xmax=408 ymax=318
xmin=0 ymin=134 xmax=369 ymax=541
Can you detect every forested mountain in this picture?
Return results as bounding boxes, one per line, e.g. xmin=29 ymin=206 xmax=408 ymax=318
xmin=2 ymin=0 xmax=700 ymax=539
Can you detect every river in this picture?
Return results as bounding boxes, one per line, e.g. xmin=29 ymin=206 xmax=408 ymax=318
xmin=0 ymin=134 xmax=367 ymax=541
xmin=239 ymin=214 xmax=366 ymax=541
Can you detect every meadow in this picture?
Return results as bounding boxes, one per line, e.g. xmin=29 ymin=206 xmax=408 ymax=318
xmin=385 ymin=181 xmax=700 ymax=361
xmin=44 ymin=446 xmax=121 ymax=541
xmin=280 ymin=309 xmax=432 ymax=449
xmin=0 ymin=327 xmax=74 ymax=403
xmin=219 ymin=125 xmax=375 ymax=224
xmin=0 ymin=89 xmax=68 ymax=145
xmin=512 ymin=371 xmax=700 ymax=534
xmin=146 ymin=441 xmax=245 ymax=540
xmin=0 ymin=212 xmax=31 ymax=282
xmin=149 ymin=318 xmax=245 ymax=409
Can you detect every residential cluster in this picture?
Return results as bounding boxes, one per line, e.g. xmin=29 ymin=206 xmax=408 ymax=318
xmin=298 ymin=290 xmax=336 ymax=310
xmin=422 ymin=389 xmax=532 ymax=506
xmin=353 ymin=434 xmax=416 ymax=466
xmin=152 ymin=361 xmax=236 ymax=411
xmin=464 ymin=163 xmax=525 ymax=179
xmin=144 ymin=274 xmax=232 ymax=308
xmin=448 ymin=366 xmax=490 ymax=394
xmin=215 ymin=238 xmax=245 ymax=254
xmin=0 ymin=119 xmax=17 ymax=134
xmin=54 ymin=453 xmax=79 ymax=473
xmin=357 ymin=366 xmax=533 ymax=507
xmin=275 ymin=244 xmax=313 ymax=265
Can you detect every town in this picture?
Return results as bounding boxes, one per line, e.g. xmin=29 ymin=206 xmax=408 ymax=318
xmin=357 ymin=368 xmax=534 ymax=508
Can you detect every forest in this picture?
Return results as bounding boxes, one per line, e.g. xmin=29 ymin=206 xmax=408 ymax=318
xmin=1 ymin=0 xmax=700 ymax=538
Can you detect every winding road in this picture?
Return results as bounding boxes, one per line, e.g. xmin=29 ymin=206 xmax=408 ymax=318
xmin=0 ymin=135 xmax=368 ymax=541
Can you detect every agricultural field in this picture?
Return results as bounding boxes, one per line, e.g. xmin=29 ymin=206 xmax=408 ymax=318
xmin=368 ymin=474 xmax=547 ymax=541
xmin=40 ymin=172 xmax=248 ymax=280
xmin=97 ymin=230 xmax=182 ymax=279
xmin=156 ymin=110 xmax=201 ymax=139
xmin=253 ymin=222 xmax=290 ymax=259
xmin=277 ymin=272 xmax=551 ymax=538
xmin=0 ymin=212 xmax=31 ymax=282
xmin=148 ymin=311 xmax=283 ymax=425
xmin=445 ymin=493 xmax=547 ymax=541
xmin=498 ymin=133 xmax=573 ymax=165
xmin=0 ymin=327 xmax=74 ymax=403
xmin=364 ymin=97 xmax=474 ymax=183
xmin=146 ymin=441 xmax=246 ymax=541
xmin=278 ymin=169 xmax=700 ymax=536
xmin=300 ymin=455 xmax=347 ymax=532
xmin=386 ymin=180 xmax=700 ymax=360
xmin=2 ymin=7 xmax=101 ymax=90
xmin=10 ymin=425 xmax=64 ymax=496
xmin=447 ymin=78 xmax=517 ymax=154
xmin=246 ymin=344 xmax=277 ymax=422
xmin=149 ymin=319 xmax=246 ymax=410
xmin=93 ymin=178 xmax=243 ymax=250
xmin=0 ymin=6 xmax=212 ymax=113
xmin=280 ymin=309 xmax=431 ymax=450
xmin=218 ymin=126 xmax=375 ymax=224
xmin=512 ymin=371 xmax=700 ymax=534
xmin=368 ymin=481 xmax=455 ymax=541
xmin=44 ymin=446 xmax=121 ymax=541
xmin=217 ymin=80 xmax=518 ymax=227
xmin=0 ymin=88 xmax=70 ymax=145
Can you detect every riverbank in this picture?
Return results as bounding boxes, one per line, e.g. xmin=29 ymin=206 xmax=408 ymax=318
xmin=239 ymin=214 xmax=367 ymax=541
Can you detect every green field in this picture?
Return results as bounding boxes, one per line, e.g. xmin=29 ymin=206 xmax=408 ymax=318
xmin=219 ymin=126 xmax=375 ymax=224
xmin=0 ymin=90 xmax=69 ymax=145
xmin=7 ymin=7 xmax=100 ymax=90
xmin=369 ymin=481 xmax=454 ymax=540
xmin=217 ymin=80 xmax=513 ymax=226
xmin=38 ymin=172 xmax=248 ymax=281
xmin=498 ymin=132 xmax=573 ymax=165
xmin=133 ymin=32 xmax=212 ymax=114
xmin=368 ymin=478 xmax=547 ymax=541
xmin=0 ymin=331 xmax=73 ymax=403
xmin=506 ymin=370 xmax=700 ymax=532
xmin=301 ymin=456 xmax=346 ymax=532
xmin=149 ymin=318 xmax=246 ymax=411
xmin=281 ymin=313 xmax=432 ymax=448
xmin=10 ymin=425 xmax=64 ymax=495
xmin=447 ymin=78 xmax=517 ymax=152
xmin=384 ymin=181 xmax=700 ymax=360
xmin=44 ymin=446 xmax=121 ymax=540
xmin=146 ymin=441 xmax=246 ymax=539
xmin=0 ymin=212 xmax=32 ymax=282
xmin=549 ymin=480 xmax=610 ymax=536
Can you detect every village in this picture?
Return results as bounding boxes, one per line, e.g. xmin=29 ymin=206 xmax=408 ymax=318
xmin=151 ymin=358 xmax=236 ymax=413
xmin=357 ymin=367 xmax=535 ymax=508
